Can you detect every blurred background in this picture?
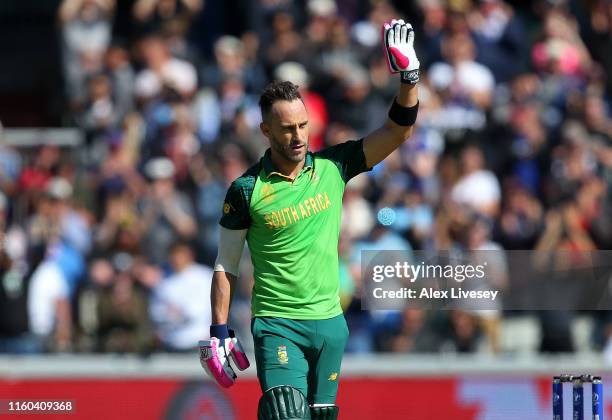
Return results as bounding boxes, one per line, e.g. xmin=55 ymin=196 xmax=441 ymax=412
xmin=0 ymin=0 xmax=611 ymax=417
xmin=0 ymin=0 xmax=612 ymax=420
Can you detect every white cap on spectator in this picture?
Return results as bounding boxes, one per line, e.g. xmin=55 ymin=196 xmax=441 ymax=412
xmin=214 ymin=35 xmax=243 ymax=56
xmin=351 ymin=22 xmax=379 ymax=48
xmin=145 ymin=157 xmax=175 ymax=180
xmin=46 ymin=177 xmax=73 ymax=200
xmin=344 ymin=66 xmax=369 ymax=88
xmin=429 ymin=63 xmax=454 ymax=90
xmin=134 ymin=73 xmax=161 ymax=99
xmin=308 ymin=0 xmax=337 ymax=17
xmin=275 ymin=62 xmax=309 ymax=87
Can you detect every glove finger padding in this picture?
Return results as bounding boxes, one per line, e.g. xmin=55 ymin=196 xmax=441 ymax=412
xmin=199 ymin=337 xmax=237 ymax=388
xmin=394 ymin=22 xmax=402 ymax=45
xmin=407 ymin=26 xmax=415 ymax=46
xmin=228 ymin=329 xmax=250 ymax=371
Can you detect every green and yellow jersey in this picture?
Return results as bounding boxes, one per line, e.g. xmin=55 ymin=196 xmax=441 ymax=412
xmin=220 ymin=139 xmax=371 ymax=319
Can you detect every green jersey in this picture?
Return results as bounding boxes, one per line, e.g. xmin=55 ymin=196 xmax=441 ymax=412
xmin=220 ymin=139 xmax=371 ymax=319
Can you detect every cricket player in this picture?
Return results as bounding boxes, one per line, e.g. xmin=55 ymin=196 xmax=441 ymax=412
xmin=200 ymin=19 xmax=420 ymax=419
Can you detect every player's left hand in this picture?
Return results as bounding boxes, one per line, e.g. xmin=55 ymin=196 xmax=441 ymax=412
xmin=199 ymin=329 xmax=250 ymax=388
xmin=382 ymin=19 xmax=420 ymax=84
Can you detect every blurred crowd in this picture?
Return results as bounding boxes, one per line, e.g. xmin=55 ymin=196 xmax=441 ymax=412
xmin=0 ymin=0 xmax=611 ymax=357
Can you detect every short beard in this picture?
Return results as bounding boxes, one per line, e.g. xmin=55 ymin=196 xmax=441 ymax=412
xmin=270 ymin=136 xmax=308 ymax=163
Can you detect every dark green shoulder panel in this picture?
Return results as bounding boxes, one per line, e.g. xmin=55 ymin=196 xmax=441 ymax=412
xmin=314 ymin=138 xmax=371 ymax=183
xmin=219 ymin=161 xmax=261 ymax=230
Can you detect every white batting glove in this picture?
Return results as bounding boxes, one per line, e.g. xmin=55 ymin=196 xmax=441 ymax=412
xmin=199 ymin=330 xmax=250 ymax=388
xmin=382 ymin=19 xmax=420 ymax=84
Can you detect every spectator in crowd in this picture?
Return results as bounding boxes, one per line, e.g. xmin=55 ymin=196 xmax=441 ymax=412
xmin=149 ymin=241 xmax=213 ymax=351
xmin=429 ymin=32 xmax=495 ymax=110
xmin=27 ymin=243 xmax=72 ymax=352
xmin=88 ymin=253 xmax=155 ymax=353
xmin=341 ymin=173 xmax=375 ymax=241
xmin=445 ymin=309 xmax=482 ymax=353
xmin=132 ymin=0 xmax=203 ymax=35
xmin=328 ymin=65 xmax=387 ymax=137
xmin=78 ymin=73 xmax=120 ymax=138
xmin=584 ymin=0 xmax=612 ymax=96
xmin=59 ymin=0 xmax=115 ymax=108
xmin=469 ymin=0 xmax=524 ymax=83
xmin=0 ymin=217 xmax=37 ymax=353
xmin=139 ymin=158 xmax=196 ymax=265
xmin=496 ymin=182 xmax=544 ymax=249
xmin=202 ymin=35 xmax=266 ymax=94
xmin=263 ymin=10 xmax=305 ymax=73
xmin=94 ymin=180 xmax=142 ymax=255
xmin=451 ymin=145 xmax=501 ymax=217
xmin=134 ymin=33 xmax=197 ymax=104
xmin=19 ymin=145 xmax=61 ymax=212
xmin=532 ymin=8 xmax=592 ymax=79
xmin=386 ymin=309 xmax=433 ymax=353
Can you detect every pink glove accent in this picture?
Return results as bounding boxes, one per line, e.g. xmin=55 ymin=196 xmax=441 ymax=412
xmin=389 ymin=47 xmax=409 ymax=69
xmin=199 ymin=337 xmax=237 ymax=388
xmin=229 ymin=336 xmax=250 ymax=371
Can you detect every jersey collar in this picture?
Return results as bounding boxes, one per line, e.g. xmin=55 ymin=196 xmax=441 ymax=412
xmin=262 ymin=148 xmax=314 ymax=181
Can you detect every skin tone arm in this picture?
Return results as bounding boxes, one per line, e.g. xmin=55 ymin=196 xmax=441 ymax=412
xmin=211 ymin=271 xmax=236 ymax=324
xmin=362 ymin=83 xmax=418 ymax=168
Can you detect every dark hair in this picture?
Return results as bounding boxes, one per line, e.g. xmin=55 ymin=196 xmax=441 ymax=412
xmin=259 ymin=81 xmax=302 ymax=119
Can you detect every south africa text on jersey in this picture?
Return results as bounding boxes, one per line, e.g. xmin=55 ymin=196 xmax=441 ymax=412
xmin=263 ymin=192 xmax=332 ymax=229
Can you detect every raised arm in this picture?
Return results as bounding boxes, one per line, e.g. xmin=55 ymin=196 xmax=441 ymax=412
xmin=363 ymin=19 xmax=420 ymax=168
xmin=363 ymin=84 xmax=418 ymax=168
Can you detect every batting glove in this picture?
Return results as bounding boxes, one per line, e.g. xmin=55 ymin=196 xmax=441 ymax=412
xmin=199 ymin=329 xmax=250 ymax=388
xmin=382 ymin=19 xmax=420 ymax=84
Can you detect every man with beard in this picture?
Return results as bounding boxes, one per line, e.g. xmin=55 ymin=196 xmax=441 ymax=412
xmin=200 ymin=19 xmax=420 ymax=420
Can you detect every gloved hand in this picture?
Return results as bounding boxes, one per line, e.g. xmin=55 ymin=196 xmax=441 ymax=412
xmin=199 ymin=327 xmax=250 ymax=388
xmin=382 ymin=19 xmax=420 ymax=84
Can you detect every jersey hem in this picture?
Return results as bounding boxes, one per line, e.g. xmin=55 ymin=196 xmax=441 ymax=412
xmin=251 ymin=308 xmax=343 ymax=320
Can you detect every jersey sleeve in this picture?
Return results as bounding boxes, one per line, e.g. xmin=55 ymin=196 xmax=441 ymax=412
xmin=315 ymin=138 xmax=372 ymax=183
xmin=219 ymin=181 xmax=251 ymax=230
